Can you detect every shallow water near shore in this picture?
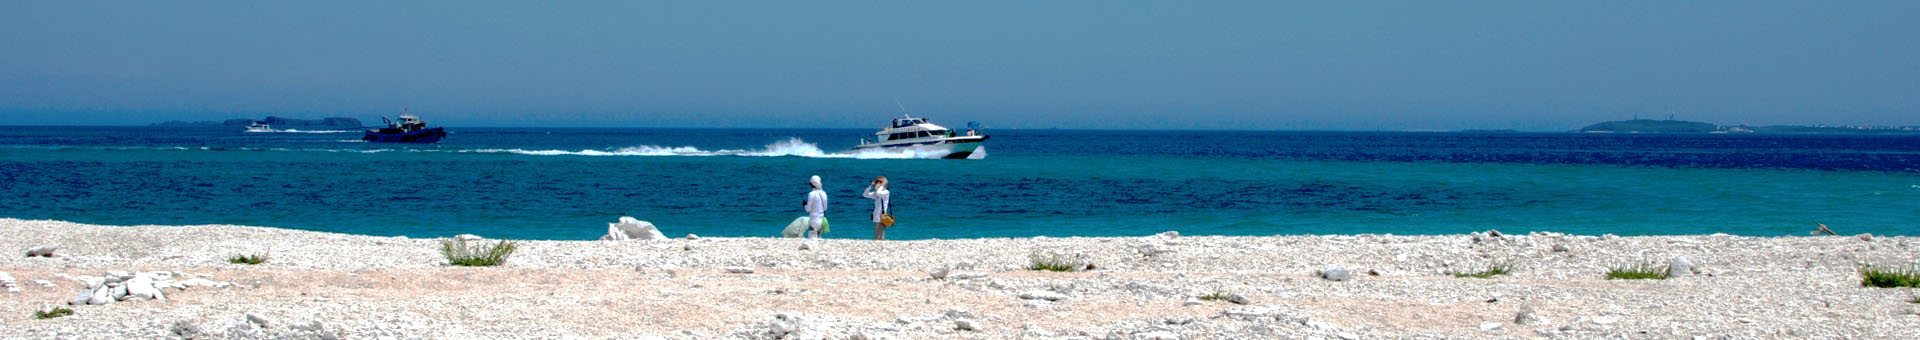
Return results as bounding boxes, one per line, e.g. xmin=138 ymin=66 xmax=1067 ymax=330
xmin=2 ymin=126 xmax=1917 ymax=240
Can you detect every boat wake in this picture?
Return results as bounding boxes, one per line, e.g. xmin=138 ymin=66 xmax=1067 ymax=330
xmin=5 ymin=138 xmax=959 ymax=159
xmin=470 ymin=138 xmax=952 ymax=159
xmin=247 ymin=129 xmax=358 ymax=134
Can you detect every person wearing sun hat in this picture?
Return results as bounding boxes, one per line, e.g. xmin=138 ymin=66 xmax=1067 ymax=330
xmin=803 ymin=175 xmax=829 ymax=239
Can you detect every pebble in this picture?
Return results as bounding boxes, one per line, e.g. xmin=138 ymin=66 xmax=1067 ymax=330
xmin=947 ymin=272 xmax=989 ymax=280
xmin=1321 ymin=267 xmax=1352 ymax=281
xmin=0 ymin=271 xmax=17 ymax=293
xmin=1479 ymin=322 xmax=1503 ymax=331
xmin=1019 ymin=291 xmax=1068 ymax=301
xmin=929 ymin=268 xmax=950 ymax=280
xmin=1225 ymin=293 xmax=1252 ymax=305
xmin=248 ymin=312 xmax=274 ymax=328
xmin=723 ymin=267 xmax=755 ymax=274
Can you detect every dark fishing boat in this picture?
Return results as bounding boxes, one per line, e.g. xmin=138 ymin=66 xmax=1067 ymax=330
xmin=362 ymin=115 xmax=446 ymax=143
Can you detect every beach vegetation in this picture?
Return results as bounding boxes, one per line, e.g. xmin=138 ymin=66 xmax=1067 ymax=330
xmin=227 ymin=254 xmax=268 ymax=265
xmin=1198 ymin=292 xmax=1232 ymax=302
xmin=442 ymin=238 xmax=519 ymax=267
xmin=1857 ymin=264 xmax=1920 ymax=288
xmin=1026 ymin=252 xmax=1087 ymax=272
xmin=1606 ymin=263 xmax=1670 ymax=280
xmin=34 ymin=307 xmax=73 ymax=319
xmin=1453 ymin=263 xmax=1512 ymax=279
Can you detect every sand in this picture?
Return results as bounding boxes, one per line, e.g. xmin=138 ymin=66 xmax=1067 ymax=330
xmin=1 ymin=218 xmax=1917 ymax=339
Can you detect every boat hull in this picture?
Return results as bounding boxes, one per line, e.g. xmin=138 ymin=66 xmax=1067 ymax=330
xmin=363 ymin=127 xmax=447 ymax=143
xmin=852 ymin=136 xmax=988 ymax=159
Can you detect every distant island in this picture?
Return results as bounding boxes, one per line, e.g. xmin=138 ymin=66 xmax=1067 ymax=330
xmin=152 ymin=116 xmax=365 ymax=129
xmin=1579 ymin=119 xmax=1920 ymax=135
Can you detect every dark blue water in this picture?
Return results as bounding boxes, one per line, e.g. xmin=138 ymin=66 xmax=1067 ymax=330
xmin=3 ymin=126 xmax=1917 ymax=239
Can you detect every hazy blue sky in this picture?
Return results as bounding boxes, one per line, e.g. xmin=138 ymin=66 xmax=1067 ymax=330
xmin=2 ymin=1 xmax=1914 ymax=130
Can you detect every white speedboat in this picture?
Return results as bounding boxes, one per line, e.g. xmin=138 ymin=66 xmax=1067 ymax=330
xmin=244 ymin=122 xmax=273 ymax=133
xmin=851 ymin=115 xmax=989 ymax=159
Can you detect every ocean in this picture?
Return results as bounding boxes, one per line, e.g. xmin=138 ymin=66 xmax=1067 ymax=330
xmin=2 ymin=126 xmax=1916 ymax=240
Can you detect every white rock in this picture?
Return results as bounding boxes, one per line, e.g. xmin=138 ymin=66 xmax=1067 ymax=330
xmin=34 ymin=280 xmax=53 ymax=287
xmin=724 ymin=267 xmax=755 ymax=274
xmin=1156 ymin=231 xmax=1180 ymax=238
xmin=1591 ymin=316 xmax=1619 ymax=325
xmin=799 ymin=242 xmax=811 ymax=250
xmin=1321 ymin=267 xmax=1352 ymax=281
xmin=126 ymin=276 xmax=163 ymax=300
xmin=77 ymin=276 xmax=106 ymax=289
xmin=686 ymin=234 xmax=700 ymax=240
xmin=248 ymin=313 xmax=273 ymax=328
xmin=954 ymin=318 xmax=981 ymax=331
xmin=1222 ymin=293 xmax=1252 ymax=305
xmin=1668 ymin=255 xmax=1695 ymax=277
xmin=1018 ymin=291 xmax=1068 ymax=301
xmin=1337 ymin=332 xmax=1359 ymax=340
xmin=1183 ymin=297 xmax=1204 ymax=306
xmin=70 ymin=288 xmax=93 ymax=305
xmin=930 ymin=268 xmax=951 ymax=280
xmin=0 ymin=271 xmax=16 ymax=293
xmin=1480 ymin=322 xmax=1503 ymax=331
xmin=455 ymin=234 xmax=484 ymax=241
xmin=109 ymin=284 xmax=129 ymax=301
xmin=1514 ymin=306 xmax=1544 ymax=325
xmin=602 ymin=216 xmax=667 ymax=241
xmin=948 ymin=272 xmax=989 ymax=280
xmin=87 ymin=286 xmax=112 ymax=305
xmin=25 ymin=245 xmax=57 ymax=257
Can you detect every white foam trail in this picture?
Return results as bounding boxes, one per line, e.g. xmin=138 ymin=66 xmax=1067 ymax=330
xmin=249 ymin=129 xmax=358 ymax=134
xmin=462 ymin=137 xmax=950 ymax=159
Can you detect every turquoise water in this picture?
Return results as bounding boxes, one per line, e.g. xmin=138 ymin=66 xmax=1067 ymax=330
xmin=2 ymin=127 xmax=1916 ymax=239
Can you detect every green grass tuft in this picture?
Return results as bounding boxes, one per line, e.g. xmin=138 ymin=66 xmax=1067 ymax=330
xmin=1857 ymin=264 xmax=1920 ymax=288
xmin=1026 ymin=252 xmax=1088 ymax=272
xmin=34 ymin=307 xmax=73 ymax=319
xmin=1606 ymin=263 xmax=1670 ymax=280
xmin=1453 ymin=264 xmax=1513 ymax=279
xmin=227 ymin=254 xmax=268 ymax=265
xmin=1198 ymin=292 xmax=1231 ymax=301
xmin=1027 ymin=259 xmax=1080 ymax=272
xmin=442 ymin=238 xmax=519 ymax=267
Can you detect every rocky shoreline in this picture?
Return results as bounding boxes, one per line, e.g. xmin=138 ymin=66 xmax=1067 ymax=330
xmin=1 ymin=218 xmax=1916 ymax=339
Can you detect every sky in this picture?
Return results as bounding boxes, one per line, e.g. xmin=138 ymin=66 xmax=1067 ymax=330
xmin=1 ymin=1 xmax=1915 ymax=130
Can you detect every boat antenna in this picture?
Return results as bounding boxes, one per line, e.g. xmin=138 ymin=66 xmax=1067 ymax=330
xmin=893 ymin=98 xmax=910 ymax=118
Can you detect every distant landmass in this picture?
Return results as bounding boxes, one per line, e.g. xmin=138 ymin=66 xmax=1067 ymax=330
xmin=1579 ymin=119 xmax=1920 ymax=135
xmin=1579 ymin=119 xmax=1717 ymax=133
xmin=152 ymin=117 xmax=365 ymax=129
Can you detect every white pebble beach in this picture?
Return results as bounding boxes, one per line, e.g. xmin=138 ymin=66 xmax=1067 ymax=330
xmin=2 ymin=218 xmax=1917 ymax=339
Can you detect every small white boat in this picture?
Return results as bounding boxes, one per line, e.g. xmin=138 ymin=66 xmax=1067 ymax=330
xmin=851 ymin=115 xmax=989 ymax=159
xmin=244 ymin=122 xmax=273 ymax=133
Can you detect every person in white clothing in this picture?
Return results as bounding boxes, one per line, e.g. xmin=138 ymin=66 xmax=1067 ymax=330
xmin=863 ymin=176 xmax=891 ymax=240
xmin=803 ymin=175 xmax=828 ymax=239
